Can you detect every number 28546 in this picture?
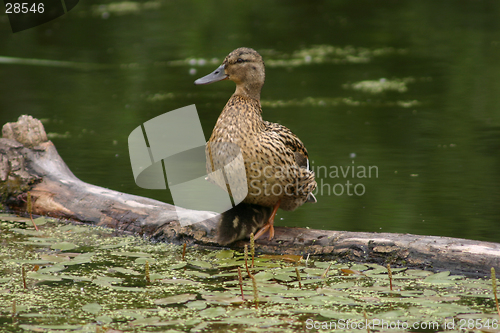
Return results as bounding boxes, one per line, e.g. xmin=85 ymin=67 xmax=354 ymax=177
xmin=5 ymin=3 xmax=45 ymax=14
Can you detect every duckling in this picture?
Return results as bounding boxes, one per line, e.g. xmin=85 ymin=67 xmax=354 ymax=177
xmin=195 ymin=47 xmax=317 ymax=245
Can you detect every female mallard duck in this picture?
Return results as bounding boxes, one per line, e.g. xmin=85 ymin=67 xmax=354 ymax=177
xmin=195 ymin=47 xmax=317 ymax=245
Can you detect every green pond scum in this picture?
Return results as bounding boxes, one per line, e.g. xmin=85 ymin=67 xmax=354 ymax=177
xmin=0 ymin=214 xmax=498 ymax=333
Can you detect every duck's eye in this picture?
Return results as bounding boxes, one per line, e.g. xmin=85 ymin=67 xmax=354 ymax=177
xmin=236 ymin=58 xmax=244 ymax=63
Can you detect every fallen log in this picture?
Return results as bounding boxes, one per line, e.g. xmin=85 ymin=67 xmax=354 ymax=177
xmin=1 ymin=115 xmax=498 ymax=278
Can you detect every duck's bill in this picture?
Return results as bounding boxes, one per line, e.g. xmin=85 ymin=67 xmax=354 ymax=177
xmin=194 ymin=65 xmax=228 ymax=85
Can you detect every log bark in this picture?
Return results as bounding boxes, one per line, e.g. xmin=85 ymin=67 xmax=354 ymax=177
xmin=1 ymin=115 xmax=498 ymax=278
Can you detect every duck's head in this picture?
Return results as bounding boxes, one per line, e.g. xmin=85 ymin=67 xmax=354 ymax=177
xmin=195 ymin=47 xmax=265 ymax=101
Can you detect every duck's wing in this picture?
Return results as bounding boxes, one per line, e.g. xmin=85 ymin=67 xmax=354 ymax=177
xmin=263 ymin=121 xmax=310 ymax=169
xmin=263 ymin=120 xmax=317 ymax=203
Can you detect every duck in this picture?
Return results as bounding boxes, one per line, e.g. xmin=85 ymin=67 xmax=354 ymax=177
xmin=195 ymin=47 xmax=317 ymax=245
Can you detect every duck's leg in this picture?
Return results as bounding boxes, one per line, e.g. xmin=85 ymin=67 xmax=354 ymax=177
xmin=254 ymin=199 xmax=281 ymax=241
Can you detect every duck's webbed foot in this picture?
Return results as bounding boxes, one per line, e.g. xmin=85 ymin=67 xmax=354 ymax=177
xmin=254 ymin=199 xmax=281 ymax=241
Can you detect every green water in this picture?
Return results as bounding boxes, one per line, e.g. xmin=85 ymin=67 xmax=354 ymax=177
xmin=1 ymin=0 xmax=499 ymax=242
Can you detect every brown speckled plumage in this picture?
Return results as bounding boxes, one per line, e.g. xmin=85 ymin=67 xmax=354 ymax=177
xmin=195 ymin=47 xmax=317 ymax=245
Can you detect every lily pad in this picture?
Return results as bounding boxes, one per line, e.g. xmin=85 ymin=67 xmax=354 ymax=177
xmin=329 ymin=281 xmax=356 ymax=289
xmin=377 ymin=309 xmax=406 ymax=319
xmin=303 ymin=268 xmax=327 ymax=276
xmin=314 ymin=261 xmax=339 ymax=269
xmin=108 ymin=267 xmax=141 ymax=275
xmin=38 ymin=264 xmax=67 ymax=273
xmin=93 ymin=276 xmax=123 ymax=287
xmin=214 ymin=271 xmax=240 ymax=278
xmin=280 ymin=289 xmax=317 ymax=298
xmin=185 ymin=270 xmax=211 ymax=278
xmin=406 ymin=269 xmax=433 ymax=277
xmin=160 ymin=278 xmax=200 ymax=285
xmin=59 ymin=274 xmax=92 ymax=282
xmin=319 ymin=310 xmax=360 ymax=320
xmin=58 ymin=224 xmax=88 ymax=233
xmin=216 ymin=259 xmax=242 ymax=268
xmin=40 ymin=254 xmax=71 ymax=263
xmin=111 ymin=286 xmax=148 ymax=292
xmin=149 ymin=273 xmax=165 ymax=281
xmin=64 ymin=253 xmax=95 ymax=265
xmin=267 ymin=295 xmax=298 ymax=304
xmin=1 ymin=216 xmax=32 ymax=223
xmin=423 ymin=271 xmax=456 ymax=284
xmin=323 ymin=295 xmax=357 ymax=305
xmin=94 ymin=276 xmax=123 ymax=283
xmin=15 ymin=241 xmax=53 ymax=246
xmin=199 ymin=307 xmax=227 ymax=318
xmin=298 ymin=296 xmax=326 ymax=306
xmin=350 ymin=264 xmax=368 ymax=271
xmin=188 ymin=260 xmax=212 ymax=269
xmin=186 ymin=300 xmax=208 ymax=310
xmin=227 ymin=309 xmax=254 ymax=317
xmin=98 ymin=241 xmax=133 ymax=249
xmin=202 ymin=294 xmax=244 ymax=305
xmin=258 ymin=283 xmax=288 ymax=294
xmin=253 ymin=271 xmax=274 ymax=281
xmin=220 ymin=317 xmax=278 ymax=325
xmin=31 ymin=217 xmax=51 ymax=226
xmin=274 ymin=273 xmax=294 ymax=282
xmin=129 ymin=316 xmax=161 ymax=326
xmin=169 ymin=262 xmax=187 ymax=269
xmin=260 ymin=254 xmax=302 ymax=262
xmin=110 ymin=251 xmax=151 ymax=257
xmin=8 ymin=259 xmax=50 ymax=265
xmin=136 ymin=257 xmax=156 ymax=264
xmin=340 ymin=268 xmax=365 ymax=275
xmin=154 ymin=293 xmax=197 ymax=305
xmin=26 ymin=272 xmax=62 ymax=281
xmin=20 ymin=324 xmax=83 ymax=330
xmin=215 ymin=250 xmax=234 ymax=259
xmin=19 ymin=313 xmax=62 ymax=318
xmin=82 ymin=302 xmax=101 ymax=314
xmin=51 ymin=242 xmax=77 ymax=251
xmin=10 ymin=228 xmax=41 ymax=236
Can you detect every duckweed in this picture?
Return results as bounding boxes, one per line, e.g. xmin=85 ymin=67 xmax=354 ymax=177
xmin=141 ymin=45 xmax=423 ymax=111
xmin=343 ymin=77 xmax=416 ymax=94
xmin=0 ymin=214 xmax=498 ymax=332
xmin=261 ymin=97 xmax=420 ymax=109
xmin=91 ymin=1 xmax=162 ymax=17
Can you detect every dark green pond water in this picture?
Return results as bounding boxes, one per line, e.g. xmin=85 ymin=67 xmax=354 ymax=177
xmin=1 ymin=0 xmax=499 ymax=242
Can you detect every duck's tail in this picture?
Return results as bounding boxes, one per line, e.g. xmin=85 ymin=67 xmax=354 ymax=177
xmin=217 ymin=203 xmax=273 ymax=245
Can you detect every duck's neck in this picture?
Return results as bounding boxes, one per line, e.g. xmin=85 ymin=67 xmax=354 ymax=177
xmin=234 ymin=82 xmax=263 ymax=103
